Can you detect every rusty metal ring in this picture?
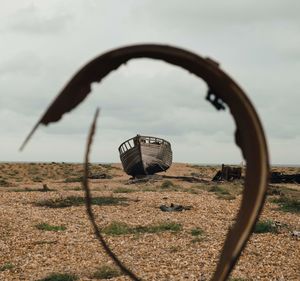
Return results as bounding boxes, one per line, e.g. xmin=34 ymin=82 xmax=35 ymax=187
xmin=22 ymin=44 xmax=269 ymax=281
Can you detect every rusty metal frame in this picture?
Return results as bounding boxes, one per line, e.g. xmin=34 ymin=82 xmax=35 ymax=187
xmin=22 ymin=44 xmax=269 ymax=281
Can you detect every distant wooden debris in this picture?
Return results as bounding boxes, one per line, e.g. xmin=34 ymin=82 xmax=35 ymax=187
xmin=160 ymin=203 xmax=192 ymax=212
xmin=119 ymin=135 xmax=172 ymax=177
xmin=42 ymin=184 xmax=50 ymax=191
xmin=270 ymin=172 xmax=300 ymax=184
xmin=212 ymin=164 xmax=242 ymax=181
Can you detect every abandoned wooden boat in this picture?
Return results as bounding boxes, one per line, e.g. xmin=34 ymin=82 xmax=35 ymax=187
xmin=118 ymin=135 xmax=172 ymax=177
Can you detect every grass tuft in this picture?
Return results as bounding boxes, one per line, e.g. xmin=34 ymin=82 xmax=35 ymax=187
xmin=92 ymin=265 xmax=121 ymax=279
xmin=37 ymin=273 xmax=78 ymax=281
xmin=11 ymin=186 xmax=54 ymax=193
xmin=134 ymin=222 xmax=182 ymax=233
xmin=113 ymin=187 xmax=135 ymax=193
xmin=186 ymin=188 xmax=201 ymax=194
xmin=102 ymin=221 xmax=182 ymax=236
xmin=209 ymin=185 xmax=230 ymax=195
xmin=64 ymin=177 xmax=82 ymax=183
xmin=191 ymin=227 xmax=205 ymax=237
xmin=0 ymin=179 xmax=11 ymax=186
xmin=35 ymin=223 xmax=66 ymax=232
xmin=33 ymin=240 xmax=57 ymax=245
xmin=160 ymin=180 xmax=181 ymax=191
xmin=161 ymin=180 xmax=175 ymax=189
xmin=36 ymin=196 xmax=127 ymax=208
xmin=254 ymin=220 xmax=278 ymax=234
xmin=102 ymin=222 xmax=130 ymax=235
xmin=190 ymin=227 xmax=206 ymax=243
xmin=0 ymin=263 xmax=14 ymax=272
xmin=207 ymin=185 xmax=239 ymax=200
xmin=217 ymin=194 xmax=236 ymax=200
xmin=272 ymin=196 xmax=300 ymax=214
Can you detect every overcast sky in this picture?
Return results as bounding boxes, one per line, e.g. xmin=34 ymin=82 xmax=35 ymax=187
xmin=0 ymin=0 xmax=299 ymax=165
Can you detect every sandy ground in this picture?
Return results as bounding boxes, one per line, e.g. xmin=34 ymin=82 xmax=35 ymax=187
xmin=0 ymin=163 xmax=299 ymax=281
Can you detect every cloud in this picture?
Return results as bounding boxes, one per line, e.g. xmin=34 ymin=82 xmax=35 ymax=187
xmin=0 ymin=0 xmax=299 ymax=164
xmin=133 ymin=0 xmax=300 ymax=26
xmin=0 ymin=52 xmax=42 ymax=76
xmin=9 ymin=4 xmax=71 ymax=34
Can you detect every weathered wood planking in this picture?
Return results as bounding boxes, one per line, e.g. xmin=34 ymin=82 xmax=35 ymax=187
xmin=119 ymin=135 xmax=172 ymax=177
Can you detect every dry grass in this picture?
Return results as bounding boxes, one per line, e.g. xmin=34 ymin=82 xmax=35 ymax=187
xmin=91 ymin=265 xmax=121 ymax=279
xmin=253 ymin=220 xmax=279 ymax=234
xmin=37 ymin=273 xmax=78 ymax=281
xmin=35 ymin=223 xmax=67 ymax=232
xmin=35 ymin=196 xmax=128 ymax=208
xmin=0 ymin=263 xmax=14 ymax=272
xmin=102 ymin=221 xmax=182 ymax=236
xmin=272 ymin=196 xmax=300 ymax=213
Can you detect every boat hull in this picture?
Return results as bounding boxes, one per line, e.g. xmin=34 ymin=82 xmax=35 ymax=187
xmin=120 ymin=146 xmax=145 ymax=176
xmin=140 ymin=143 xmax=172 ymax=174
xmin=119 ymin=136 xmax=172 ymax=177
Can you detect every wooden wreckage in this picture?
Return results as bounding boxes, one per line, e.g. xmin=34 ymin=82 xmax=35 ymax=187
xmin=212 ymin=164 xmax=242 ymax=181
xmin=119 ymin=135 xmax=172 ymax=177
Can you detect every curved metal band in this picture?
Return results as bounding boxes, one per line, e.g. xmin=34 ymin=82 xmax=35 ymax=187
xmin=23 ymin=44 xmax=269 ymax=281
